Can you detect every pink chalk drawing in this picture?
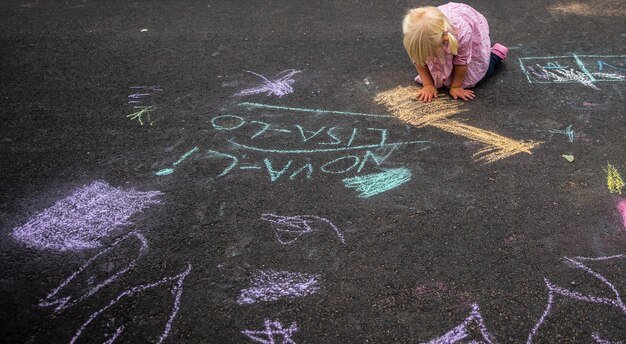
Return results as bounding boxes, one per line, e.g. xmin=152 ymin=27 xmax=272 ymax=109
xmin=234 ymin=69 xmax=301 ymax=98
xmin=424 ymin=303 xmax=495 ymax=344
xmin=527 ymin=254 xmax=626 ymax=343
xmin=242 ymin=319 xmax=299 ymax=344
xmin=237 ymin=269 xmax=320 ymax=305
xmin=618 ymin=199 xmax=626 ymax=230
xmin=69 ymin=263 xmax=191 ymax=344
xmin=260 ymin=213 xmax=346 ymax=245
xmin=39 ymin=231 xmax=148 ymax=313
xmin=12 ymin=181 xmax=162 ymax=251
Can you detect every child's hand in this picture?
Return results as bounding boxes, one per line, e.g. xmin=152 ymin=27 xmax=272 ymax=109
xmin=416 ymin=85 xmax=438 ymax=102
xmin=449 ymin=87 xmax=475 ymax=101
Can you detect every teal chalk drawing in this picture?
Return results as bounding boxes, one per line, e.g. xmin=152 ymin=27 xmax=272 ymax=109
xmin=227 ymin=139 xmax=429 ymax=154
xmin=289 ymin=163 xmax=314 ymax=180
xmin=519 ymin=54 xmax=626 ymax=86
xmin=238 ymin=102 xmax=394 ymax=118
xmin=367 ymin=128 xmax=388 ymax=146
xmin=320 ymin=156 xmax=360 ymax=174
xmin=548 ymin=125 xmax=575 ymax=143
xmin=239 ymin=165 xmax=262 ymax=170
xmin=207 ymin=150 xmax=239 ymax=177
xmin=211 ymin=115 xmax=246 ymax=131
xmin=318 ymin=127 xmax=342 ymax=145
xmin=250 ymin=121 xmax=292 ymax=139
xmin=296 ymin=125 xmax=326 ymax=142
xmin=127 ymin=106 xmax=157 ymax=126
xmin=357 ymin=147 xmax=396 ymax=173
xmin=342 ymin=168 xmax=412 ymax=198
xmin=346 ymin=128 xmax=358 ymax=147
xmin=263 ymin=158 xmax=293 ymax=182
xmin=573 ymin=54 xmax=596 ymax=81
xmin=155 ymin=147 xmax=199 ymax=176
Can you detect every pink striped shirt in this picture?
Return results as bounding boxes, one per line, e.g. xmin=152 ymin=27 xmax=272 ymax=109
xmin=415 ymin=2 xmax=491 ymax=88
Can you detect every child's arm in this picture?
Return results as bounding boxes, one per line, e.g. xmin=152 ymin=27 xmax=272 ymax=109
xmin=415 ymin=63 xmax=438 ymax=102
xmin=449 ymin=64 xmax=475 ymax=101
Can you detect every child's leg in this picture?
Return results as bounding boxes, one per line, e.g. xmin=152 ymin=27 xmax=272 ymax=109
xmin=478 ymin=43 xmax=508 ymax=83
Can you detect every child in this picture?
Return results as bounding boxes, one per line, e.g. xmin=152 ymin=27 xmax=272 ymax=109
xmin=402 ymin=2 xmax=508 ymax=102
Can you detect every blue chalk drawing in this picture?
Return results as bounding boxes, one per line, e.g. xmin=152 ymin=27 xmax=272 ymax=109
xmin=342 ymin=168 xmax=412 ymax=198
xmin=211 ymin=115 xmax=246 ymax=131
xmin=208 ymin=150 xmax=239 ymax=177
xmin=318 ymin=127 xmax=342 ymax=145
xmin=250 ymin=121 xmax=291 ymax=139
xmin=320 ymin=156 xmax=360 ymax=174
xmin=155 ymin=147 xmax=199 ymax=176
xmin=289 ymin=163 xmax=314 ymax=180
xmin=519 ymin=54 xmax=626 ymax=86
xmin=548 ymin=125 xmax=575 ymax=143
xmin=238 ymin=102 xmax=394 ymax=118
xmin=296 ymin=125 xmax=326 ymax=142
xmin=263 ymin=159 xmax=293 ymax=182
xmin=227 ymin=139 xmax=429 ymax=154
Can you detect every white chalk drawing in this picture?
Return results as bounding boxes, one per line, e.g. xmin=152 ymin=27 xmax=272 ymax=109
xmin=260 ymin=214 xmax=346 ymax=244
xmin=237 ymin=270 xmax=320 ymax=305
xmin=234 ymin=69 xmax=301 ymax=98
xmin=424 ymin=303 xmax=495 ymax=344
xmin=242 ymin=319 xmax=299 ymax=344
xmin=39 ymin=231 xmax=148 ymax=313
xmin=527 ymin=254 xmax=626 ymax=343
xmin=69 ymin=263 xmax=191 ymax=344
xmin=12 ymin=181 xmax=162 ymax=251
xmin=424 ymin=254 xmax=625 ymax=343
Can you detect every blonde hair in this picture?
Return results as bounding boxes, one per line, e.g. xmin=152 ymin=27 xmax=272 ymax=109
xmin=402 ymin=7 xmax=458 ymax=66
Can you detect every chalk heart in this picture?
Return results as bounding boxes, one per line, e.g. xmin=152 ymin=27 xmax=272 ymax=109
xmin=39 ymin=232 xmax=148 ymax=313
xmin=69 ymin=264 xmax=191 ymax=344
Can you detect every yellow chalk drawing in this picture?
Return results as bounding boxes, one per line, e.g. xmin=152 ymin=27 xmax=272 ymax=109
xmin=374 ymin=86 xmax=541 ymax=163
xmin=607 ymin=163 xmax=625 ymax=194
xmin=549 ymin=2 xmax=626 ymax=17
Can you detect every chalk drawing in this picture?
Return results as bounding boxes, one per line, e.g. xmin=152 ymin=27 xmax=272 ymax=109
xmin=374 ymin=86 xmax=540 ymax=163
xmin=39 ymin=231 xmax=148 ymax=313
xmin=342 ymin=167 xmax=412 ymax=198
xmin=155 ymin=146 xmax=199 ymax=176
xmin=519 ymin=54 xmax=626 ymax=88
xmin=527 ymin=255 xmax=626 ymax=343
xmin=242 ymin=319 xmax=298 ymax=344
xmin=424 ymin=303 xmax=495 ymax=344
xmin=227 ymin=139 xmax=429 ymax=155
xmin=607 ymin=163 xmax=625 ymax=194
xmin=238 ymin=102 xmax=395 ymax=118
xmin=128 ymin=86 xmax=162 ymax=104
xmin=130 ymin=85 xmax=163 ymax=92
xmin=12 ymin=181 xmax=162 ymax=251
xmin=260 ymin=214 xmax=345 ymax=244
xmin=208 ymin=149 xmax=239 ymax=177
xmin=548 ymin=125 xmax=574 ymax=143
xmin=592 ymin=332 xmax=623 ymax=344
xmin=251 ymin=121 xmax=292 ymax=139
xmin=127 ymin=105 xmax=157 ymax=125
xmin=237 ymin=270 xmax=320 ymax=305
xmin=234 ymin=69 xmax=301 ymax=98
xmin=211 ymin=115 xmax=246 ymax=131
xmin=69 ymin=263 xmax=192 ymax=344
xmin=549 ymin=2 xmax=626 ymax=17
xmin=618 ymin=199 xmax=626 ymax=230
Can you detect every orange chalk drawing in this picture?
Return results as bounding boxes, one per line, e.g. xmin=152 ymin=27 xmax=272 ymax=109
xmin=374 ymin=86 xmax=541 ymax=163
xmin=607 ymin=163 xmax=625 ymax=194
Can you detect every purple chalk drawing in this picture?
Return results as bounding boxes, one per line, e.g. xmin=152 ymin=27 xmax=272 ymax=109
xmin=592 ymin=332 xmax=623 ymax=344
xmin=260 ymin=213 xmax=346 ymax=245
xmin=39 ymin=231 xmax=148 ymax=313
xmin=237 ymin=269 xmax=320 ymax=305
xmin=12 ymin=181 xmax=162 ymax=252
xmin=424 ymin=303 xmax=495 ymax=344
xmin=234 ymin=69 xmax=301 ymax=98
xmin=69 ymin=263 xmax=191 ymax=344
xmin=242 ymin=319 xmax=299 ymax=344
xmin=526 ymin=254 xmax=626 ymax=344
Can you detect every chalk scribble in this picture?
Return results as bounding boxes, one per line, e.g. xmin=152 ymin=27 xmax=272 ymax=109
xmin=39 ymin=231 xmax=148 ymax=313
xmin=69 ymin=264 xmax=192 ymax=344
xmin=237 ymin=269 xmax=320 ymax=305
xmin=127 ymin=105 xmax=157 ymax=126
xmin=374 ymin=86 xmax=540 ymax=163
xmin=342 ymin=167 xmax=412 ymax=198
xmin=607 ymin=163 xmax=625 ymax=194
xmin=12 ymin=181 xmax=162 ymax=251
xmin=548 ymin=125 xmax=575 ymax=143
xmin=235 ymin=69 xmax=301 ymax=98
xmin=242 ymin=319 xmax=299 ymax=344
xmin=155 ymin=146 xmax=200 ymax=176
xmin=260 ymin=213 xmax=346 ymax=244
